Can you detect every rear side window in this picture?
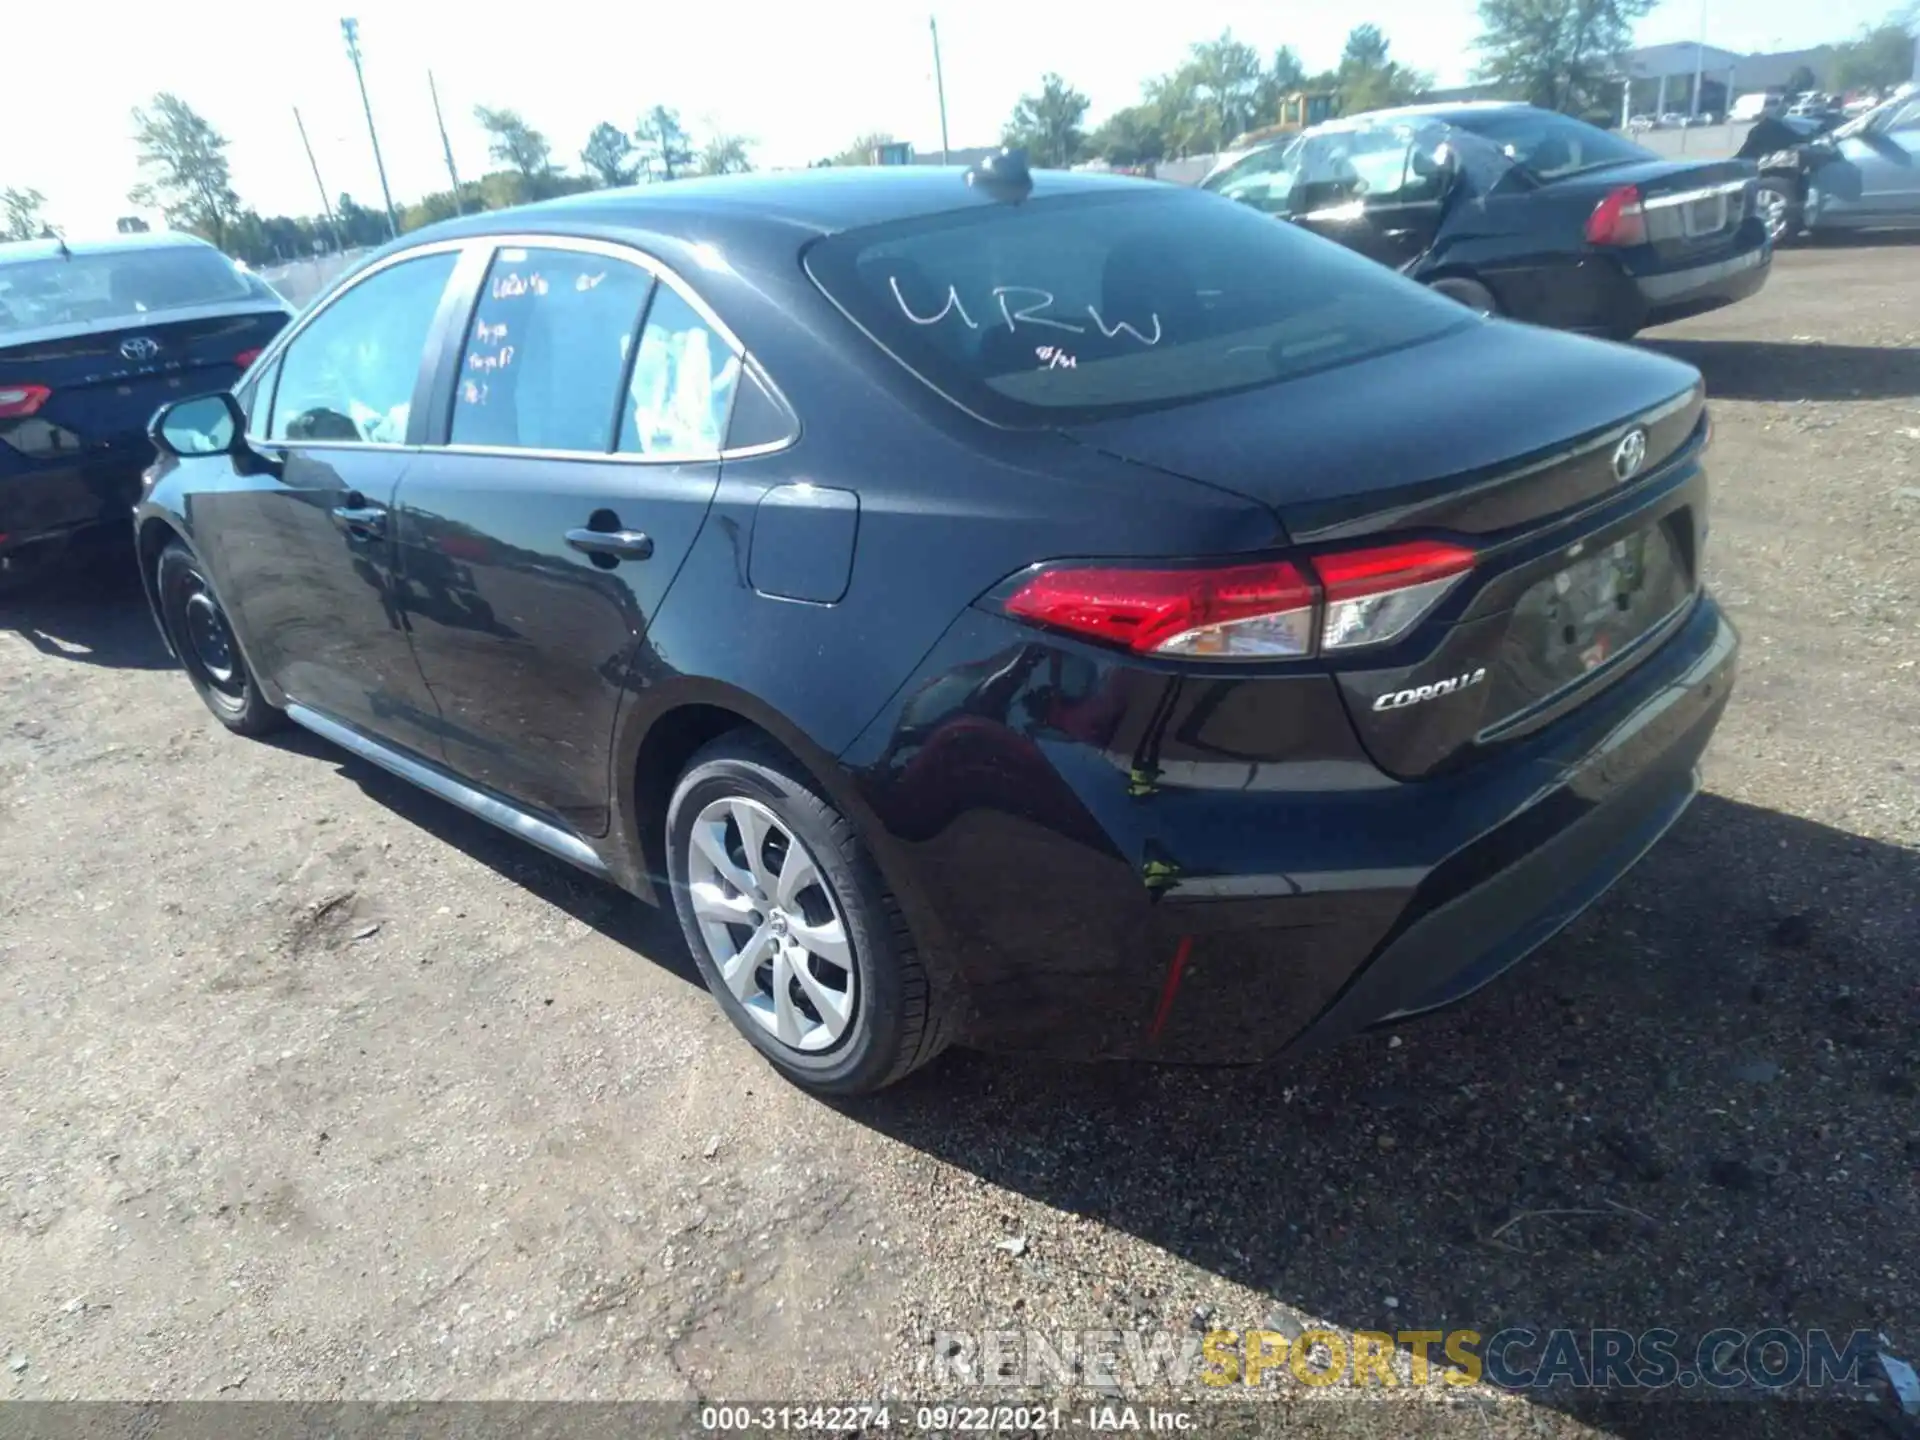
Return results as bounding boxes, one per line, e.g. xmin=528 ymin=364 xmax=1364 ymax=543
xmin=1448 ymin=110 xmax=1652 ymax=180
xmin=0 ymin=246 xmax=262 ymax=335
xmin=805 ymin=189 xmax=1468 ymax=427
xmin=268 ymin=251 xmax=457 ymax=444
xmin=450 ymin=246 xmax=655 ymax=452
xmin=617 ymin=286 xmax=742 ymax=458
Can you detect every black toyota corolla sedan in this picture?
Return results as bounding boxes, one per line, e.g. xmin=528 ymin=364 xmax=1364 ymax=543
xmin=1 ymin=233 xmax=292 ymax=588
xmin=136 ymin=159 xmax=1737 ymax=1096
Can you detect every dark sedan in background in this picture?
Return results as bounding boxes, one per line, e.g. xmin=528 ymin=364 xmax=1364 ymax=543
xmin=0 ymin=232 xmax=292 ymax=589
xmin=1204 ymin=102 xmax=1771 ymax=337
xmin=136 ymin=162 xmax=1736 ymax=1095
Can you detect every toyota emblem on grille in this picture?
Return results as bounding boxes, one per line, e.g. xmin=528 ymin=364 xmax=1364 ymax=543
xmin=1612 ymin=427 xmax=1648 ymax=483
xmin=120 ymin=336 xmax=161 ymax=361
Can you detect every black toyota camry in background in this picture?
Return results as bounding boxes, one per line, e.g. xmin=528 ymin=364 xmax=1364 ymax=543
xmin=0 ymin=233 xmax=292 ymax=588
xmin=135 ymin=162 xmax=1737 ymax=1095
xmin=1204 ymin=103 xmax=1772 ymax=337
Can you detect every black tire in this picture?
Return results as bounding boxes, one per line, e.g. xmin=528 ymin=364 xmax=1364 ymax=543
xmin=1754 ymin=178 xmax=1800 ymax=246
xmin=155 ymin=541 xmax=286 ymax=737
xmin=1427 ymin=276 xmax=1498 ymax=315
xmin=665 ymin=730 xmax=954 ymax=1096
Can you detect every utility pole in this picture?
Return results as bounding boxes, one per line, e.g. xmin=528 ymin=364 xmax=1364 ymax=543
xmin=340 ymin=18 xmax=399 ymax=239
xmin=428 ymin=70 xmax=465 ymax=213
xmin=930 ymin=15 xmax=951 ymax=164
xmin=293 ymin=106 xmax=345 ymax=254
xmin=1690 ymin=0 xmax=1706 ymax=120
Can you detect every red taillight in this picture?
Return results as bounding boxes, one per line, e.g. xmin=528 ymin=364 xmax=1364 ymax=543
xmin=1309 ymin=539 xmax=1477 ymax=652
xmin=1585 ymin=184 xmax=1647 ymax=247
xmin=0 ymin=384 xmax=51 ymax=419
xmin=1005 ymin=560 xmax=1317 ymax=659
xmin=234 ymin=348 xmax=263 ymax=369
xmin=1003 ymin=540 xmax=1476 ymax=661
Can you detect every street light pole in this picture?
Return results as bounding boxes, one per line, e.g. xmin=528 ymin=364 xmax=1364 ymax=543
xmin=428 ymin=70 xmax=465 ymax=214
xmin=930 ymin=15 xmax=951 ymax=165
xmin=293 ymin=106 xmax=345 ymax=253
xmin=341 ymin=18 xmax=399 ymax=239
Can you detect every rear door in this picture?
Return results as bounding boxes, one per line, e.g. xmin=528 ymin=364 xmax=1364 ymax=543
xmin=393 ymin=240 xmax=738 ymax=836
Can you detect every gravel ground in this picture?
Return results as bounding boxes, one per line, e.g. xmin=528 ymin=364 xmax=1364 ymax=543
xmin=2 ymin=241 xmax=1916 ymax=1438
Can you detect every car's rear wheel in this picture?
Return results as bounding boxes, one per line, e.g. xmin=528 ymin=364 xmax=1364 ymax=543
xmin=1753 ymin=178 xmax=1800 ymax=245
xmin=1427 ymin=276 xmax=1498 ymax=316
xmin=665 ymin=732 xmax=952 ymax=1096
xmin=156 ymin=541 xmax=285 ymax=737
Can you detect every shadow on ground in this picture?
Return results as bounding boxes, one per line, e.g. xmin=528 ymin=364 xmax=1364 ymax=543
xmin=852 ymin=793 xmax=1919 ymax=1434
xmin=0 ymin=536 xmax=171 ymax=670
xmin=1643 ymin=339 xmax=1920 ymax=402
xmin=266 ymin=723 xmax=704 ymax=988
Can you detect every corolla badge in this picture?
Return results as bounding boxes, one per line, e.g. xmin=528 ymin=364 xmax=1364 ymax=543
xmin=120 ymin=336 xmax=161 ymax=361
xmin=1612 ymin=427 xmax=1648 ymax=483
xmin=1371 ymin=667 xmax=1488 ymax=712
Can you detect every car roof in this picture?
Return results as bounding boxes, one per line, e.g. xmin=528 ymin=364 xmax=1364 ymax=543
xmin=398 ymin=165 xmax=1158 ymax=252
xmin=0 ymin=231 xmax=221 ymax=265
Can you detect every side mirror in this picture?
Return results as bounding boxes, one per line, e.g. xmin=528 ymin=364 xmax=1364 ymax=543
xmin=150 ymin=392 xmax=244 ymax=459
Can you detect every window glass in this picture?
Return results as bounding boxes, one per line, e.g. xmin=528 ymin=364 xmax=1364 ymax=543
xmin=1448 ymin=109 xmax=1652 ymax=180
xmin=450 ymin=247 xmax=655 ymax=452
xmin=1203 ymin=142 xmax=1300 ymax=213
xmin=236 ymin=356 xmax=279 ymax=430
xmin=1884 ymin=97 xmax=1920 ymax=132
xmin=618 ymin=286 xmax=742 ymax=457
xmin=806 ymin=189 xmax=1468 ymax=427
xmin=269 ymin=252 xmax=456 ymax=444
xmin=0 ymin=245 xmax=257 ymax=335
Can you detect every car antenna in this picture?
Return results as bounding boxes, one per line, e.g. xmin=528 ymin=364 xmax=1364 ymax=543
xmin=966 ymin=146 xmax=1033 ymax=202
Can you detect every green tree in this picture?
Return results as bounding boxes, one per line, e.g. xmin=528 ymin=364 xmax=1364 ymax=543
xmin=1180 ymin=32 xmax=1268 ymax=149
xmin=1253 ymin=46 xmax=1311 ymax=124
xmin=829 ymin=131 xmax=897 ymax=165
xmin=128 ymin=93 xmax=244 ymax=249
xmin=1475 ymin=0 xmax=1657 ymax=114
xmin=1088 ymin=106 xmax=1167 ymax=165
xmin=1004 ymin=73 xmax=1091 ymax=167
xmin=1337 ymin=23 xmax=1431 ymax=113
xmin=2 ymin=186 xmax=48 ymax=241
xmin=636 ymin=106 xmax=695 ymax=181
xmin=698 ymin=134 xmax=754 ymax=175
xmin=475 ymin=106 xmax=553 ymax=182
xmin=580 ymin=121 xmax=638 ymax=186
xmin=1785 ymin=63 xmax=1820 ymax=94
xmin=1833 ymin=19 xmax=1919 ymax=91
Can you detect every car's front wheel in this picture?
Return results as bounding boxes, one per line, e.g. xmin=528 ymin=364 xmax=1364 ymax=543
xmin=1753 ymin=178 xmax=1800 ymax=245
xmin=156 ymin=541 xmax=286 ymax=737
xmin=665 ymin=732 xmax=953 ymax=1096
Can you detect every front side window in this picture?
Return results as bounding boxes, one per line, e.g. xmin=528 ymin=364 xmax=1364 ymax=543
xmin=617 ymin=286 xmax=742 ymax=457
xmin=450 ymin=247 xmax=655 ymax=452
xmin=269 ymin=252 xmax=457 ymax=444
xmin=806 ymin=188 xmax=1469 ymax=427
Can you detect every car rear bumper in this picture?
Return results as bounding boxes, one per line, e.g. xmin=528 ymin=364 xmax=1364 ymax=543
xmin=844 ymin=591 xmax=1738 ymax=1065
xmin=1632 ymin=240 xmax=1772 ymax=325
xmin=0 ymin=453 xmax=145 ymax=554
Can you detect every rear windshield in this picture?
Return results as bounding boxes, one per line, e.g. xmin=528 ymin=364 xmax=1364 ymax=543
xmin=0 ymin=246 xmax=263 ymax=335
xmin=1445 ymin=110 xmax=1652 ymax=180
xmin=804 ymin=188 xmax=1470 ymax=426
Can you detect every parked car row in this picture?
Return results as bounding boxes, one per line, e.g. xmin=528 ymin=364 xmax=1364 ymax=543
xmin=8 ymin=156 xmax=1739 ymax=1098
xmin=1737 ymin=84 xmax=1920 ymax=243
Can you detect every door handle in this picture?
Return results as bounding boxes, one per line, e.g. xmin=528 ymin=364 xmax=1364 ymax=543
xmin=566 ymin=527 xmax=653 ymax=561
xmin=331 ymin=503 xmax=387 ymax=539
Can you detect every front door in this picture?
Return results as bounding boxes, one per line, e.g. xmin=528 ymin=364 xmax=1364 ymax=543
xmin=395 ymin=243 xmax=740 ymax=836
xmin=1840 ymin=96 xmax=1920 ymax=221
xmin=1285 ymin=123 xmax=1448 ymax=271
xmin=196 ymin=249 xmax=460 ymax=752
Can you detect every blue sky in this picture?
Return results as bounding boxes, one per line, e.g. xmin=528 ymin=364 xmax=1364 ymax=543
xmin=4 ymin=0 xmax=1904 ymax=236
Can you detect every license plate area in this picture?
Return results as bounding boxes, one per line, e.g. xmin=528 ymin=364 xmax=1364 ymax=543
xmin=1682 ymin=193 xmax=1731 ymax=237
xmin=1486 ymin=521 xmax=1693 ymax=719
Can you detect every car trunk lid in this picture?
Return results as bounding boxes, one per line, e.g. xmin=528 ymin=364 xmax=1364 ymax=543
xmin=1059 ymin=320 xmax=1710 ymax=778
xmin=1555 ymin=156 xmax=1757 ymax=262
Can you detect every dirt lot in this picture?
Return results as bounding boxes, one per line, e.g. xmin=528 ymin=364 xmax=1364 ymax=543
xmin=2 ymin=242 xmax=1916 ymax=1437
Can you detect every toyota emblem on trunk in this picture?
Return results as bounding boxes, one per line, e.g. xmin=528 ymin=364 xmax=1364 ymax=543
xmin=1612 ymin=428 xmax=1648 ymax=483
xmin=120 ymin=336 xmax=161 ymax=361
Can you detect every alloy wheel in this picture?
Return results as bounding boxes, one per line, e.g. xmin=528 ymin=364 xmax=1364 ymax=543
xmin=1755 ymin=187 xmax=1791 ymax=244
xmin=684 ymin=795 xmax=857 ymax=1053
